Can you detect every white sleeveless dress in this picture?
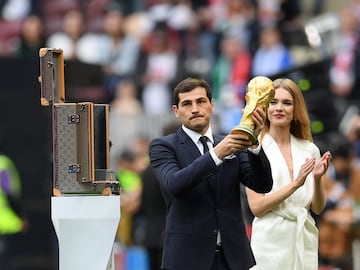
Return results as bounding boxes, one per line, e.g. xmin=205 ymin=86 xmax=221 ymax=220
xmin=250 ymin=134 xmax=321 ymax=270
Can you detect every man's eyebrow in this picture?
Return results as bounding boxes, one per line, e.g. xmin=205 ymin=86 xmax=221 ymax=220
xmin=180 ymin=96 xmax=207 ymax=104
xmin=180 ymin=99 xmax=192 ymax=104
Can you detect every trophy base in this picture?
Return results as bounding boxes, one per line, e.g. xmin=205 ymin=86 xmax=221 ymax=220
xmin=230 ymin=124 xmax=257 ymax=144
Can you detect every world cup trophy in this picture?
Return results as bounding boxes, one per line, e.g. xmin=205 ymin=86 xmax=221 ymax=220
xmin=230 ymin=76 xmax=275 ymax=143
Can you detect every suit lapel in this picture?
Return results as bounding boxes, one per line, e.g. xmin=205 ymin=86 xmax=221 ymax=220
xmin=177 ymin=129 xmax=201 ymax=158
xmin=178 ymin=129 xmax=218 ymax=194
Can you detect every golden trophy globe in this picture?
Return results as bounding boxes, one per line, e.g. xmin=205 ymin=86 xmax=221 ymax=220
xmin=230 ymin=76 xmax=275 ymax=143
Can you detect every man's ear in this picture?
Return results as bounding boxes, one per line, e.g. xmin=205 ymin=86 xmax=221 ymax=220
xmin=172 ymin=105 xmax=179 ymax=118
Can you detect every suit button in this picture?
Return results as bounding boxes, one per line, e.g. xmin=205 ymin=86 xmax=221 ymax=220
xmin=212 ymin=230 xmax=217 ymax=235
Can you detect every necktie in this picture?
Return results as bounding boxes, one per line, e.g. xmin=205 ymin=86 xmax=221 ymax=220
xmin=199 ymin=136 xmax=209 ymax=154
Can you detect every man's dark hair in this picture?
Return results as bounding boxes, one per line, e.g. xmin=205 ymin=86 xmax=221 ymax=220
xmin=173 ymin=77 xmax=212 ymax=106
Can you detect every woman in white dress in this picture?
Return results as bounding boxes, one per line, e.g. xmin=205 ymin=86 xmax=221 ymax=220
xmin=246 ymin=78 xmax=332 ymax=270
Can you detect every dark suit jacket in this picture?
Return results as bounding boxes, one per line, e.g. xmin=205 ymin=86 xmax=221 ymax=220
xmin=149 ymin=128 xmax=273 ymax=270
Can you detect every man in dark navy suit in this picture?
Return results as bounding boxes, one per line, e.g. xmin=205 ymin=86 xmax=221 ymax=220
xmin=149 ymin=77 xmax=273 ymax=270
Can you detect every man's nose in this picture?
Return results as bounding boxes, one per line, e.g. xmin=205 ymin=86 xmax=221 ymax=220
xmin=191 ymin=103 xmax=199 ymax=112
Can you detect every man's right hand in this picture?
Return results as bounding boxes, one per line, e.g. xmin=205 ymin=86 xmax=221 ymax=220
xmin=213 ymin=133 xmax=252 ymax=159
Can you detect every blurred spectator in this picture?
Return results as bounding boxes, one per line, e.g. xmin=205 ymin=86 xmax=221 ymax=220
xmin=46 ymin=9 xmax=87 ymax=61
xmin=115 ymin=137 xmax=149 ymax=248
xmin=132 ymin=135 xmax=151 ymax=169
xmin=322 ymin=135 xmax=358 ymax=212
xmin=41 ymin=0 xmax=81 ymax=35
xmin=96 ymin=7 xmax=141 ymax=99
xmin=329 ymin=6 xmax=360 ymax=100
xmin=166 ymin=0 xmax=194 ymax=33
xmin=175 ymin=2 xmax=218 ymax=80
xmin=115 ymin=149 xmax=143 ymax=247
xmin=0 ymin=133 xmax=28 ymax=270
xmin=0 ymin=0 xmax=31 ymax=20
xmin=256 ymin=0 xmax=281 ymax=28
xmin=122 ymin=10 xmax=153 ymax=41
xmin=340 ymin=108 xmax=360 ymax=158
xmin=318 ymin=134 xmax=360 ymax=270
xmin=212 ymin=34 xmax=252 ymax=133
xmin=109 ymin=79 xmax=143 ymax=168
xmin=216 ymin=0 xmax=258 ymax=53
xmin=110 ymin=78 xmax=143 ymax=115
xmin=348 ymin=0 xmax=360 ymax=24
xmin=313 ymin=0 xmax=326 ymax=15
xmin=0 ymin=16 xmax=22 ymax=56
xmin=137 ymin=23 xmax=182 ymax=115
xmin=189 ymin=0 xmax=207 ymax=10
xmin=181 ymin=13 xmax=214 ymax=80
xmin=251 ymin=26 xmax=293 ymax=77
xmin=166 ymin=0 xmax=196 ymax=58
xmin=146 ymin=0 xmax=172 ymax=26
xmin=347 ymin=115 xmax=360 ymax=157
xmin=279 ymin=0 xmax=302 ymax=28
xmin=81 ymin=0 xmax=109 ymax=32
xmin=111 ymin=0 xmax=145 ymax=15
xmin=204 ymin=0 xmax=227 ymax=34
xmin=12 ymin=14 xmax=45 ymax=58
